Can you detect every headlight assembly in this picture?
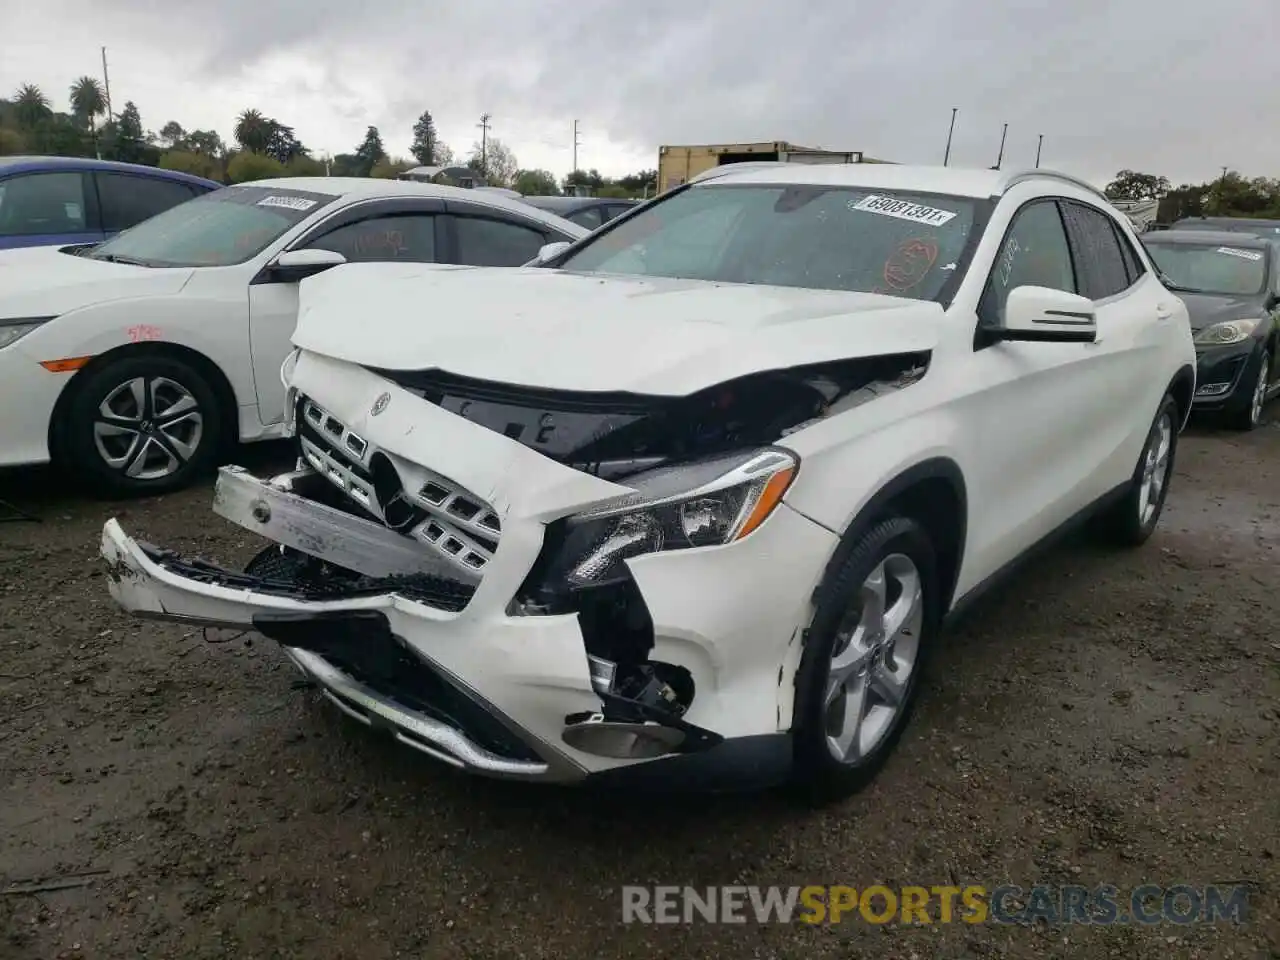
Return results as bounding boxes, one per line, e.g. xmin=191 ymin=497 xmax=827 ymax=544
xmin=1194 ymin=319 xmax=1259 ymax=346
xmin=541 ymin=448 xmax=798 ymax=590
xmin=0 ymin=317 xmax=55 ymax=351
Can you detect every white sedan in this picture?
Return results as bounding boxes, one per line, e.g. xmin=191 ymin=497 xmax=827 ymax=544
xmin=0 ymin=177 xmax=587 ymax=495
xmin=104 ymin=162 xmax=1195 ymax=800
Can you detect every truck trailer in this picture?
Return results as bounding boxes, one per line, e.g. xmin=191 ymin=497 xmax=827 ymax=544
xmin=657 ymin=141 xmax=870 ymax=193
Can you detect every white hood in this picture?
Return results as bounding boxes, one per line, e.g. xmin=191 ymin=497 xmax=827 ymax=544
xmin=293 ymin=263 xmax=942 ymax=395
xmin=0 ymin=246 xmax=193 ymax=317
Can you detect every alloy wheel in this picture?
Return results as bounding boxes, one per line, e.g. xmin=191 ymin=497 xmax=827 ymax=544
xmin=823 ymin=552 xmax=924 ymax=765
xmin=1250 ymin=355 xmax=1269 ymax=426
xmin=92 ymin=376 xmax=204 ymax=481
xmin=1137 ymin=410 xmax=1173 ymax=527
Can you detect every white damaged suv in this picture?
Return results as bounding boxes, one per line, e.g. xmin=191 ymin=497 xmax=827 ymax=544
xmin=102 ymin=163 xmax=1196 ymax=800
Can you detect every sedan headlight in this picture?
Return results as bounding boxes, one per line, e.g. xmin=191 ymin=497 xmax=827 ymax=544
xmin=542 ymin=448 xmax=798 ymax=590
xmin=0 ymin=317 xmax=55 ymax=351
xmin=1194 ymin=319 xmax=1259 ymax=346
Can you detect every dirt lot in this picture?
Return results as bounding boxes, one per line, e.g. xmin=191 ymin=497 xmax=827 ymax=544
xmin=2 ymin=416 xmax=1278 ymax=960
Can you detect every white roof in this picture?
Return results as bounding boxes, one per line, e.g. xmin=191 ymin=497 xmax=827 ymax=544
xmin=696 ymin=163 xmax=1101 ymax=200
xmin=238 ymin=177 xmax=587 ymax=235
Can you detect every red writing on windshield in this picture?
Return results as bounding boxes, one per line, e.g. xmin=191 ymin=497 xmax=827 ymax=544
xmin=882 ymin=237 xmax=939 ymax=292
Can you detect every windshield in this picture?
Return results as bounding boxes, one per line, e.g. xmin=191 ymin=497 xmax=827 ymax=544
xmin=556 ymin=183 xmax=980 ymax=301
xmin=1145 ymin=242 xmax=1268 ymax=296
xmin=89 ymin=185 xmax=340 ymax=267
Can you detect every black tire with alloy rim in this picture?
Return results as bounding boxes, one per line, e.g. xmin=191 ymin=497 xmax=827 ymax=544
xmin=61 ymin=353 xmax=224 ymax=497
xmin=790 ymin=515 xmax=939 ymax=804
xmin=1228 ymin=348 xmax=1270 ymax=431
xmin=1095 ymin=392 xmax=1179 ymax=547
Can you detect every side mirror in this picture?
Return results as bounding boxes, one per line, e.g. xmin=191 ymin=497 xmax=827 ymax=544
xmin=535 ymin=241 xmax=571 ymax=264
xmin=268 ymin=248 xmax=347 ymax=282
xmin=990 ymin=285 xmax=1098 ymax=344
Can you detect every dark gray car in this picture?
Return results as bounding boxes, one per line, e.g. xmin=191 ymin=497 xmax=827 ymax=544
xmin=520 ymin=196 xmax=639 ymax=231
xmin=1143 ymin=230 xmax=1280 ymax=429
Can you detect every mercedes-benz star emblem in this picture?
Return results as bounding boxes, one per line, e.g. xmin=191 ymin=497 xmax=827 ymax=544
xmin=370 ymin=392 xmax=391 ymax=416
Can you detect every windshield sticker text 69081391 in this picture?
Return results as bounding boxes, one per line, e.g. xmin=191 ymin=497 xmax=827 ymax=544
xmin=257 ymin=195 xmax=318 ymax=212
xmin=1216 ymin=247 xmax=1263 ymax=261
xmin=849 ymin=195 xmax=957 ymax=227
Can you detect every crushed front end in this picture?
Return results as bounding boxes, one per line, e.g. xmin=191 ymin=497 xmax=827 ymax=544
xmin=102 ymin=347 xmax=924 ymax=788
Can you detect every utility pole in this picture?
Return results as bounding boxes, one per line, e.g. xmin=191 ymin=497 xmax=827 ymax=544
xmin=1035 ymin=134 xmax=1044 ymax=168
xmin=993 ymin=123 xmax=1008 ymax=170
xmin=100 ymin=46 xmax=113 ymax=122
xmin=572 ymin=119 xmax=581 ymax=175
xmin=477 ymin=113 xmax=491 ymax=175
xmin=943 ymin=108 xmax=957 ymax=167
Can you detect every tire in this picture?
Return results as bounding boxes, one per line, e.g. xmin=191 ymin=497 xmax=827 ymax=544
xmin=790 ymin=515 xmax=940 ymax=804
xmin=61 ymin=352 xmax=225 ymax=498
xmin=1095 ymin=392 xmax=1179 ymax=547
xmin=1227 ymin=348 xmax=1269 ymax=431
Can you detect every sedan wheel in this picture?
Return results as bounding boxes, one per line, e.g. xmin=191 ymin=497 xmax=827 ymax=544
xmin=61 ymin=353 xmax=226 ymax=497
xmin=93 ymin=376 xmax=205 ymax=481
xmin=823 ymin=553 xmax=924 ymax=765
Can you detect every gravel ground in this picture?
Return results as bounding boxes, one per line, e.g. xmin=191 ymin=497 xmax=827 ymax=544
xmin=1 ymin=417 xmax=1278 ymax=960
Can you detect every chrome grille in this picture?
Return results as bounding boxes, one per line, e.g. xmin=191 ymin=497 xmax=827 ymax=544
xmin=297 ymin=396 xmax=502 ymax=577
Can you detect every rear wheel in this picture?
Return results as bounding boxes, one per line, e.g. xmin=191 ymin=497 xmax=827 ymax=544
xmin=1095 ymin=393 xmax=1178 ymax=547
xmin=790 ymin=516 xmax=939 ymax=804
xmin=61 ymin=353 xmax=225 ymax=498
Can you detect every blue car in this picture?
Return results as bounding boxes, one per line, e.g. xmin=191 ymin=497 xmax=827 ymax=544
xmin=0 ymin=156 xmax=221 ymax=250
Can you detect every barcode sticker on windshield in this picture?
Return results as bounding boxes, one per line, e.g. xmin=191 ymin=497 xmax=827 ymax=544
xmin=1216 ymin=246 xmax=1262 ymax=261
xmin=849 ymin=195 xmax=957 ymax=227
xmin=257 ymin=195 xmax=317 ymax=211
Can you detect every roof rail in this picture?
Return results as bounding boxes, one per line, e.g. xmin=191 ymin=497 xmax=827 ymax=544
xmin=687 ymin=161 xmax=796 ymax=184
xmin=999 ymin=168 xmax=1108 ymax=201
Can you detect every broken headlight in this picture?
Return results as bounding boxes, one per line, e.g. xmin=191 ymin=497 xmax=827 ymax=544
xmin=545 ymin=448 xmax=798 ymax=590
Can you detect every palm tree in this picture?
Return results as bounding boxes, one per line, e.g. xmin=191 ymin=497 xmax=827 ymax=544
xmin=12 ymin=84 xmax=52 ymax=130
xmin=234 ymin=109 xmax=272 ymax=154
xmin=69 ymin=76 xmax=106 ymax=131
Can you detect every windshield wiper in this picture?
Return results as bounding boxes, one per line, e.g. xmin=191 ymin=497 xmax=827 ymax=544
xmin=92 ymin=253 xmax=151 ymax=266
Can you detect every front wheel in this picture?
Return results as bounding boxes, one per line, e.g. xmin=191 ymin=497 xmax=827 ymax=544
xmin=61 ymin=353 xmax=226 ymax=498
xmin=790 ymin=516 xmax=939 ymax=804
xmin=1227 ymin=348 xmax=1269 ymax=431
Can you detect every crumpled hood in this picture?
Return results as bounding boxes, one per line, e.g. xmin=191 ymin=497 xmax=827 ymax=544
xmin=293 ymin=263 xmax=943 ymax=395
xmin=1177 ymin=290 xmax=1268 ymax=333
xmin=0 ymin=245 xmax=194 ymax=317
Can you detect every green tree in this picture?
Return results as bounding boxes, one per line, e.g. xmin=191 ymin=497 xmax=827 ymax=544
xmin=0 ymin=127 xmax=26 ymax=156
xmin=185 ymin=129 xmax=224 ymax=157
xmin=1104 ymin=170 xmax=1171 ymax=201
xmin=108 ymin=101 xmax=148 ymax=163
xmin=617 ymin=169 xmax=657 ymax=196
xmin=512 ymin=168 xmax=558 ymax=196
xmin=158 ymin=121 xmax=187 ymax=149
xmin=410 ymin=110 xmax=439 ymax=166
xmin=466 ymin=137 xmax=517 ymax=187
xmin=353 ymin=126 xmax=387 ymax=176
xmin=285 ymin=154 xmax=326 ymax=177
xmin=227 ymin=151 xmax=286 ymax=182
xmin=160 ymin=149 xmax=222 ymax=181
xmin=68 ymin=77 xmax=106 ymax=145
xmin=13 ymin=84 xmax=52 ymax=130
xmin=234 ymin=109 xmax=273 ymax=154
xmin=371 ymin=157 xmax=415 ymax=178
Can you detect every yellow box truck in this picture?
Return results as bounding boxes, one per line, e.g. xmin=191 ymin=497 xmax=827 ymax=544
xmin=657 ymin=142 xmax=870 ymax=193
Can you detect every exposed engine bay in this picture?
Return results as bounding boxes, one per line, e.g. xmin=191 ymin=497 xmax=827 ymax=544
xmin=370 ymin=352 xmax=929 ymax=482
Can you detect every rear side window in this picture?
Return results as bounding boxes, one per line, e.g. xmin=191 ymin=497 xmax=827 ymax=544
xmin=1059 ymin=201 xmax=1133 ymax=300
xmin=0 ymin=172 xmax=87 ymax=236
xmin=567 ymin=206 xmax=604 ymax=229
xmin=97 ymin=173 xmax=197 ymax=232
xmin=1114 ymin=221 xmax=1147 ymax=286
xmin=454 ymin=215 xmax=546 ymax=266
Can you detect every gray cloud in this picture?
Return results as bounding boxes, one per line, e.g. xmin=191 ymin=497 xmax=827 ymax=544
xmin=5 ymin=0 xmax=1278 ymax=182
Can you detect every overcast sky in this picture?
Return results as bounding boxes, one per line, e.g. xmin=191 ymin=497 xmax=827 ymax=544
xmin=3 ymin=0 xmax=1277 ymax=186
